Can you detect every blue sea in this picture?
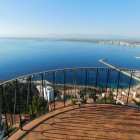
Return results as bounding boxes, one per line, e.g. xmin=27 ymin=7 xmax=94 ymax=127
xmin=0 ymin=38 xmax=140 ymax=81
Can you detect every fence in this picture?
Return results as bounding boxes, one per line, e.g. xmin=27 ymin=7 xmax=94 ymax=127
xmin=0 ymin=67 xmax=140 ymax=138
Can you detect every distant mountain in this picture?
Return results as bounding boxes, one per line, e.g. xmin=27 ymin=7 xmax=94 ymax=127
xmin=43 ymin=34 xmax=140 ymax=42
xmin=0 ymin=34 xmax=140 ymax=42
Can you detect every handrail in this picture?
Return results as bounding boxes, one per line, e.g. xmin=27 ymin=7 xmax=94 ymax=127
xmin=0 ymin=67 xmax=139 ymax=85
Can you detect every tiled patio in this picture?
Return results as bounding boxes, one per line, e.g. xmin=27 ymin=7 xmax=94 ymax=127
xmin=8 ymin=104 xmax=140 ymax=140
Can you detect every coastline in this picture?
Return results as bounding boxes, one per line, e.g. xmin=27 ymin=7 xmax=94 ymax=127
xmin=0 ymin=37 xmax=140 ymax=47
xmin=53 ymin=38 xmax=140 ymax=47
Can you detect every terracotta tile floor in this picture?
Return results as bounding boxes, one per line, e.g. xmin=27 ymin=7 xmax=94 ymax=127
xmin=8 ymin=104 xmax=140 ymax=140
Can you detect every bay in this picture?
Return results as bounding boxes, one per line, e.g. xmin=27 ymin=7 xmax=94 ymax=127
xmin=0 ymin=38 xmax=140 ymax=81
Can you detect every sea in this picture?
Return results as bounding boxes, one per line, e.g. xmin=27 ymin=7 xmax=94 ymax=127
xmin=0 ymin=38 xmax=140 ymax=82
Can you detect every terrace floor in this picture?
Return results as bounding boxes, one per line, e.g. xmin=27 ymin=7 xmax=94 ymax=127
xmin=8 ymin=104 xmax=140 ymax=140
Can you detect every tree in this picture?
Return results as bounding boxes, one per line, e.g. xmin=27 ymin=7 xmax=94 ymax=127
xmin=96 ymin=92 xmax=115 ymax=104
xmin=89 ymin=90 xmax=98 ymax=102
xmin=133 ymin=94 xmax=140 ymax=108
xmin=29 ymin=96 xmax=48 ymax=117
xmin=2 ymin=82 xmax=39 ymax=114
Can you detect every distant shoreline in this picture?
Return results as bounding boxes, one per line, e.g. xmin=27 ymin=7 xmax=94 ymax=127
xmin=0 ymin=37 xmax=140 ymax=47
xmin=53 ymin=38 xmax=140 ymax=47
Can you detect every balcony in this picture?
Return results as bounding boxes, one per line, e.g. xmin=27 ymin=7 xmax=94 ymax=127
xmin=0 ymin=67 xmax=140 ymax=139
xmin=8 ymin=104 xmax=140 ymax=140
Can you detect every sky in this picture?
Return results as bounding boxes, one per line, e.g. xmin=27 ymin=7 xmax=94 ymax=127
xmin=0 ymin=0 xmax=140 ymax=39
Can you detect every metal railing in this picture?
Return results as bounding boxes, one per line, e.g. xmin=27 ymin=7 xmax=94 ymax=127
xmin=0 ymin=67 xmax=140 ymax=138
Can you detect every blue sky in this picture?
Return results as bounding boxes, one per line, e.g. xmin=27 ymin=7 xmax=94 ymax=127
xmin=0 ymin=0 xmax=140 ymax=39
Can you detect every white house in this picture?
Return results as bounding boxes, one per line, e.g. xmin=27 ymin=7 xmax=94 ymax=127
xmin=121 ymin=91 xmax=127 ymax=97
xmin=37 ymin=85 xmax=54 ymax=103
xmin=76 ymin=92 xmax=80 ymax=99
xmin=131 ymin=91 xmax=140 ymax=103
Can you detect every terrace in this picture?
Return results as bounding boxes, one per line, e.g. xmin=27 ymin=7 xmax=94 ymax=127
xmin=0 ymin=67 xmax=140 ymax=140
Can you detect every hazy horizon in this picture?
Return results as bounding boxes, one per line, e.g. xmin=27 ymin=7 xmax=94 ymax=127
xmin=0 ymin=34 xmax=140 ymax=42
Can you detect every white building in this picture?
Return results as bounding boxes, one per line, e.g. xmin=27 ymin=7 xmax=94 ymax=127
xmin=37 ymin=85 xmax=54 ymax=103
xmin=76 ymin=93 xmax=80 ymax=99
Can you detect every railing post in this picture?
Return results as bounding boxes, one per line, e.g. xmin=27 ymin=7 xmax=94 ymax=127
xmin=105 ymin=68 xmax=110 ymax=103
xmin=84 ymin=68 xmax=88 ymax=103
xmin=15 ymin=80 xmax=22 ymax=130
xmin=74 ymin=69 xmax=77 ymax=100
xmin=126 ymin=70 xmax=133 ymax=105
xmin=52 ymin=71 xmax=56 ymax=110
xmin=95 ymin=68 xmax=98 ymax=88
xmin=116 ymin=71 xmax=121 ymax=104
xmin=13 ymin=82 xmax=17 ymax=123
xmin=0 ymin=85 xmax=6 ymax=138
xmin=41 ymin=73 xmax=45 ymax=114
xmin=26 ymin=77 xmax=30 ymax=115
xmin=29 ymin=76 xmax=33 ymax=117
xmin=63 ymin=70 xmax=67 ymax=107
